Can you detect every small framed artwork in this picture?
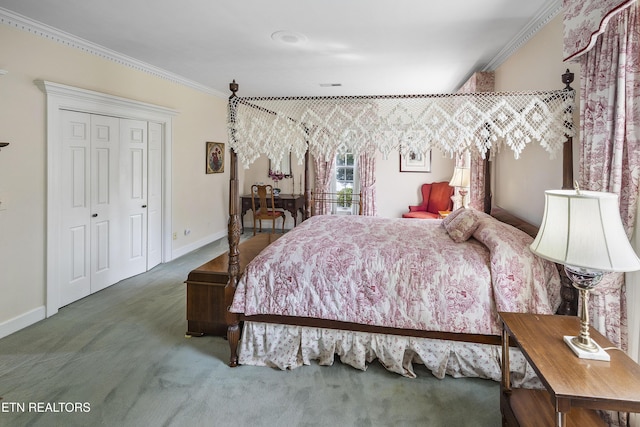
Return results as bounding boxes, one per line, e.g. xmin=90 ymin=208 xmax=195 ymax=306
xmin=206 ymin=142 xmax=225 ymax=174
xmin=400 ymin=150 xmax=431 ymax=172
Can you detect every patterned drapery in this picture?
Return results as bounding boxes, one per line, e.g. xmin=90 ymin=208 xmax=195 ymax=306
xmin=578 ymin=0 xmax=639 ymax=346
xmin=456 ymin=72 xmax=496 ymax=212
xmin=313 ymin=153 xmax=335 ymax=215
xmin=563 ymin=0 xmax=638 ymax=60
xmin=574 ymin=2 xmax=639 ymax=425
xmin=358 ymin=151 xmax=377 ymax=216
xmin=468 ymin=155 xmax=488 ymax=211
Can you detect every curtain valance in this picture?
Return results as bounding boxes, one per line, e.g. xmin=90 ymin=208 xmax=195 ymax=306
xmin=228 ymin=90 xmax=575 ymax=170
xmin=563 ymin=0 xmax=637 ymax=61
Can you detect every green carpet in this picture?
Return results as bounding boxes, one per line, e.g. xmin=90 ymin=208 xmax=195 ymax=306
xmin=0 ymin=234 xmax=501 ymax=427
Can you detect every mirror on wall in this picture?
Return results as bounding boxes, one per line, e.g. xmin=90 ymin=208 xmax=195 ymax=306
xmin=268 ymin=152 xmax=292 ymax=179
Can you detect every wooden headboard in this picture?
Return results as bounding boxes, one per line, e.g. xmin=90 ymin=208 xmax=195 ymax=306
xmin=490 ymin=207 xmax=539 ymax=238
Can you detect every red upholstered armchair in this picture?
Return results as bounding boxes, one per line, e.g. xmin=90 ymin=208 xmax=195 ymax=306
xmin=402 ymin=182 xmax=454 ymax=219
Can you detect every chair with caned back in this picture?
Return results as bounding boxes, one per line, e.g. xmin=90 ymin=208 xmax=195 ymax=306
xmin=250 ymin=184 xmax=285 ymax=235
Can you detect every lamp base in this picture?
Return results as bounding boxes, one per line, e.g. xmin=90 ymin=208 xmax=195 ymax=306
xmin=563 ymin=336 xmax=610 ymax=361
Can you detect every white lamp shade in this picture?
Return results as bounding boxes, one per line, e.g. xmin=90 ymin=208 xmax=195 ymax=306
xmin=530 ymin=189 xmax=640 ymax=272
xmin=449 ymin=167 xmax=470 ymax=188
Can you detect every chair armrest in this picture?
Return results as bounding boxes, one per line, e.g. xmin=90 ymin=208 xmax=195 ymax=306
xmin=408 ymin=205 xmax=426 ymax=212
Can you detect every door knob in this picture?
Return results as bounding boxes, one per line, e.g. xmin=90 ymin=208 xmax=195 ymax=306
xmin=92 ymin=214 xmax=98 ymax=217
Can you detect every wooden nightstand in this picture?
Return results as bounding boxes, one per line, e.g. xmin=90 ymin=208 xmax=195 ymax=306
xmin=499 ymin=312 xmax=640 ymax=426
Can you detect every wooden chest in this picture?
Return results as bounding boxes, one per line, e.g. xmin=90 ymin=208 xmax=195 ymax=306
xmin=184 ymin=233 xmax=281 ymax=336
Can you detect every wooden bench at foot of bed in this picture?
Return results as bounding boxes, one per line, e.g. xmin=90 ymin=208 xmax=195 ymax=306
xmin=184 ymin=233 xmax=281 ymax=337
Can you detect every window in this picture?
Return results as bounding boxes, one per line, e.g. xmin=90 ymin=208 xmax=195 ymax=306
xmin=333 ymin=152 xmax=358 ymax=215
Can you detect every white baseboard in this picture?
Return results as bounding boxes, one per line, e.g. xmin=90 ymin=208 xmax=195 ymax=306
xmin=0 ymin=306 xmax=46 ymax=340
xmin=171 ymin=229 xmax=227 ymax=260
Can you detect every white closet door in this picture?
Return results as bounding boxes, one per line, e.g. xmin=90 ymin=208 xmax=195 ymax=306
xmin=90 ymin=115 xmax=121 ymax=292
xmin=60 ymin=111 xmax=92 ymax=306
xmin=120 ymin=119 xmax=148 ymax=278
xmin=60 ymin=112 xmax=121 ymax=304
xmin=147 ymin=122 xmax=163 ymax=270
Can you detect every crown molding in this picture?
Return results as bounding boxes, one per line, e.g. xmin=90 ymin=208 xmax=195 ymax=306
xmin=2 ymin=3 xmax=563 ymax=96
xmin=0 ymin=7 xmax=227 ymax=98
xmin=484 ymin=0 xmax=563 ymax=71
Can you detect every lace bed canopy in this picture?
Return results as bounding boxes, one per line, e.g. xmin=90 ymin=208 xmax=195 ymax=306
xmin=222 ymin=80 xmax=578 ymax=358
xmin=227 ymin=85 xmax=575 ymax=169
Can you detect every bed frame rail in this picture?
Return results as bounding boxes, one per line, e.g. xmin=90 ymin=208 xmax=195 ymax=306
xmin=311 ymin=191 xmax=363 ymax=216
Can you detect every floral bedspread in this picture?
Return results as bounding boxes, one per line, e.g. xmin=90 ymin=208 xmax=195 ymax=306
xmin=230 ymin=214 xmax=560 ymax=336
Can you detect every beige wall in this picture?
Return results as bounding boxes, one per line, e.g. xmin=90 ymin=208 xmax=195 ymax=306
xmin=243 ymin=151 xmax=454 ymax=222
xmin=0 ymin=24 xmax=229 ymax=334
xmin=493 ymin=14 xmax=581 ymax=226
xmin=0 ymin=11 xmax=569 ymax=336
xmin=240 ymin=17 xmax=576 ymax=225
xmin=375 ymin=151 xmax=454 ymax=218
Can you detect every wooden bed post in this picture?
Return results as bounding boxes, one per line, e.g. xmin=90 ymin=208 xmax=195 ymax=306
xmin=561 ymin=69 xmax=575 ymax=191
xmin=225 ymin=80 xmax=242 ymax=367
xmin=558 ymin=69 xmax=578 ymax=316
xmin=483 ymin=149 xmax=492 ymax=214
xmin=304 ymin=145 xmax=311 ymax=219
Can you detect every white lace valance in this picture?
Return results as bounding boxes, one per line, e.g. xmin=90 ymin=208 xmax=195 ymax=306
xmin=227 ymin=90 xmax=575 ymax=169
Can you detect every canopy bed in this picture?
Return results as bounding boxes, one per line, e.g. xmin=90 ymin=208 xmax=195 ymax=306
xmin=223 ymin=73 xmax=577 ymax=382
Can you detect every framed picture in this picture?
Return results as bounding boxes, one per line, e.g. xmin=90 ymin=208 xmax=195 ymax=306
xmin=400 ymin=150 xmax=431 ymax=172
xmin=206 ymin=142 xmax=224 ymax=174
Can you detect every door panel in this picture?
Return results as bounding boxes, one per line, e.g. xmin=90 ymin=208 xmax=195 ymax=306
xmin=70 ymin=225 xmax=88 ymax=281
xmin=94 ymin=220 xmax=110 ymax=272
xmin=90 ymin=115 xmax=120 ymax=293
xmin=128 ymin=213 xmax=144 ymax=258
xmin=59 ymin=113 xmax=159 ymax=306
xmin=147 ymin=122 xmax=163 ymax=269
xmin=60 ymin=111 xmax=91 ymax=306
xmin=120 ymin=119 xmax=148 ymax=278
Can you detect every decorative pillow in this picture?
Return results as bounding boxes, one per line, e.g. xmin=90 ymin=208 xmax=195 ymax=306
xmin=441 ymin=207 xmax=465 ymax=227
xmin=444 ymin=209 xmax=480 ymax=242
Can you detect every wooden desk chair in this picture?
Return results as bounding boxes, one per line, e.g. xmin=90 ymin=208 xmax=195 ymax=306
xmin=250 ymin=184 xmax=285 ymax=235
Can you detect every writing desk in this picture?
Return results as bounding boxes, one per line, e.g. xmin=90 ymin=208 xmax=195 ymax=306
xmin=240 ymin=193 xmax=305 ymax=229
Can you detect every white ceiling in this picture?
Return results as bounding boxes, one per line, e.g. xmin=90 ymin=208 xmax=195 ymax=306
xmin=0 ymin=0 xmax=560 ymax=97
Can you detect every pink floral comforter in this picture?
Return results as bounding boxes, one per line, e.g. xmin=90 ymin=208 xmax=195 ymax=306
xmin=230 ymin=214 xmax=560 ymax=336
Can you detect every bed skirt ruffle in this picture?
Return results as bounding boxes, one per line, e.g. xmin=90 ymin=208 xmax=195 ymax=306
xmin=238 ymin=321 xmax=542 ymax=388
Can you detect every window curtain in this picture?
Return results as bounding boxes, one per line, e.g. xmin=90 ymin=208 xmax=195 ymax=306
xmin=313 ymin=154 xmax=335 ymax=215
xmin=577 ymin=0 xmax=639 ymax=350
xmin=456 ymin=72 xmax=495 ymax=211
xmin=358 ymin=151 xmax=377 ymax=216
xmin=570 ymin=2 xmax=639 ymax=425
xmin=468 ymin=155 xmax=487 ymax=211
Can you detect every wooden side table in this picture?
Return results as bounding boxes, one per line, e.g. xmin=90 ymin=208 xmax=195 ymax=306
xmin=184 ymin=233 xmax=281 ymax=336
xmin=499 ymin=312 xmax=640 ymax=427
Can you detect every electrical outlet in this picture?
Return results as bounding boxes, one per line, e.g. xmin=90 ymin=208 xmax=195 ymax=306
xmin=172 ymin=232 xmax=177 ymax=240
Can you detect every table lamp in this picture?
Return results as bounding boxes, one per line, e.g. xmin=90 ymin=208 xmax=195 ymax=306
xmin=530 ymin=187 xmax=640 ymax=361
xmin=449 ymin=166 xmax=470 ymax=209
